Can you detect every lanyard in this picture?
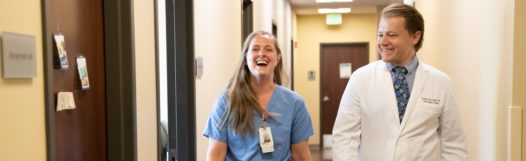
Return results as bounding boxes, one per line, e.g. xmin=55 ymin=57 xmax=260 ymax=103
xmin=259 ymin=110 xmax=274 ymax=153
xmin=259 ymin=111 xmax=270 ymax=128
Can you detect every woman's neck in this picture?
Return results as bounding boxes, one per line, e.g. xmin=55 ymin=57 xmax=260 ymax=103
xmin=250 ymin=76 xmax=275 ymax=95
xmin=250 ymin=76 xmax=275 ymax=111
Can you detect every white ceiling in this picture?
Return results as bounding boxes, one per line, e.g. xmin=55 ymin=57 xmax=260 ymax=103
xmin=290 ymin=0 xmax=403 ymax=15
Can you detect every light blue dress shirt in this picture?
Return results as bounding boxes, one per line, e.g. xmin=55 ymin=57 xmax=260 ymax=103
xmin=386 ymin=56 xmax=419 ymax=93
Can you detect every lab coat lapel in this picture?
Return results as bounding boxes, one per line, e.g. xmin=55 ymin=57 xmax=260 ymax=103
xmin=399 ymin=60 xmax=429 ymax=131
xmin=380 ymin=62 xmax=402 ymax=129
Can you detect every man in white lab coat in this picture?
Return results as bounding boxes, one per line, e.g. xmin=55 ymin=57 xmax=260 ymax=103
xmin=332 ymin=3 xmax=468 ymax=161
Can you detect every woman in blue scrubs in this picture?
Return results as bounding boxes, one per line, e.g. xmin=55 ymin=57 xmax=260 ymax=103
xmin=203 ymin=31 xmax=314 ymax=161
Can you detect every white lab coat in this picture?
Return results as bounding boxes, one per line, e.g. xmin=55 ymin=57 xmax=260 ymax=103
xmin=332 ymin=60 xmax=468 ymax=161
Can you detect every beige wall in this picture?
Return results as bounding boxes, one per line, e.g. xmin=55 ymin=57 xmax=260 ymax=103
xmin=514 ymin=0 xmax=526 ymax=160
xmin=416 ymin=0 xmax=514 ymax=160
xmin=292 ymin=12 xmax=297 ymax=42
xmin=134 ymin=0 xmax=157 ymax=161
xmin=275 ymin=0 xmax=294 ymax=88
xmin=194 ymin=0 xmax=242 ymax=160
xmin=0 ymin=0 xmax=46 ymax=161
xmin=253 ymin=0 xmax=273 ymax=32
xmin=295 ymin=14 xmax=378 ymax=144
xmin=254 ymin=0 xmax=295 ymax=88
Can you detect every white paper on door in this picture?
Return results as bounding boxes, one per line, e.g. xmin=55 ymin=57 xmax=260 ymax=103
xmin=339 ymin=63 xmax=352 ymax=79
xmin=56 ymin=92 xmax=76 ymax=111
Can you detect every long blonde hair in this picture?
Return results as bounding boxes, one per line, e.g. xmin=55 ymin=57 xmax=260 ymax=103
xmin=221 ymin=31 xmax=284 ymax=136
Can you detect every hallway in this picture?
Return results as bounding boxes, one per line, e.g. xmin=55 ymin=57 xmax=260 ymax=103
xmin=1 ymin=0 xmax=526 ymax=161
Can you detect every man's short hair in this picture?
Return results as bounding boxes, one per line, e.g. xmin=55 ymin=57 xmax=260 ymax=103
xmin=382 ymin=3 xmax=425 ymax=52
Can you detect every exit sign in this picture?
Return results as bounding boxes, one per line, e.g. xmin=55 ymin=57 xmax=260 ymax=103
xmin=326 ymin=13 xmax=342 ymax=25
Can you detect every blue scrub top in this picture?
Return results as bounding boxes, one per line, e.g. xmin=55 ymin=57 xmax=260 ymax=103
xmin=203 ymin=85 xmax=314 ymax=161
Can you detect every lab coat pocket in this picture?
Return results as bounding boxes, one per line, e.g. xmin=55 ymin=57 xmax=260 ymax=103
xmin=417 ymin=102 xmax=442 ymax=114
xmin=414 ymin=101 xmax=442 ymax=126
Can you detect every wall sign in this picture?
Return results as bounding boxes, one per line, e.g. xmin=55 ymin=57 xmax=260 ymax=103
xmin=2 ymin=32 xmax=36 ymax=78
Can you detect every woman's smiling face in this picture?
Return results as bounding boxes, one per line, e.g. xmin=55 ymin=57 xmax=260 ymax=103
xmin=245 ymin=34 xmax=281 ymax=80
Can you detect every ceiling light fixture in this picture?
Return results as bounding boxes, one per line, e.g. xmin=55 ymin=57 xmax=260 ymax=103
xmin=318 ymin=8 xmax=351 ymax=14
xmin=316 ymin=0 xmax=353 ymax=3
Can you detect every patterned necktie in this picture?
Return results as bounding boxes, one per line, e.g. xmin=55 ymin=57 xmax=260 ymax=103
xmin=393 ymin=67 xmax=410 ymax=123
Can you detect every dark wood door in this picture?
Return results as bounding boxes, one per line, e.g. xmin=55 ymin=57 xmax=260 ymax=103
xmin=47 ymin=0 xmax=107 ymax=160
xmin=320 ymin=43 xmax=368 ymax=147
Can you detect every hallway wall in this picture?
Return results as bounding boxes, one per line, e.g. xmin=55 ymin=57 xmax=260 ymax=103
xmin=416 ymin=0 xmax=514 ymax=160
xmin=295 ymin=13 xmax=378 ymax=144
xmin=513 ymin=0 xmax=526 ymax=159
xmin=194 ymin=1 xmax=242 ymax=161
xmin=254 ymin=0 xmax=294 ymax=88
xmin=253 ymin=0 xmax=272 ymax=32
xmin=0 ymin=1 xmax=46 ymax=161
xmin=134 ymin=0 xmax=157 ymax=160
xmin=274 ymin=0 xmax=294 ymax=88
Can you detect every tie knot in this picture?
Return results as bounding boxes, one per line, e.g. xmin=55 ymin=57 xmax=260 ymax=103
xmin=393 ymin=66 xmax=408 ymax=75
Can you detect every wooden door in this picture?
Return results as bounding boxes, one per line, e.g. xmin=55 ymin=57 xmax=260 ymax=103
xmin=320 ymin=43 xmax=368 ymax=147
xmin=46 ymin=0 xmax=107 ymax=160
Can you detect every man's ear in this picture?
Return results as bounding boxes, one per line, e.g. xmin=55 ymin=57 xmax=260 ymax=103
xmin=412 ymin=31 xmax=422 ymax=45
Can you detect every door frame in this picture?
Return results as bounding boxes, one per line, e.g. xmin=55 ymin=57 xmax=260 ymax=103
xmin=43 ymin=0 xmax=137 ymax=160
xmin=318 ymin=42 xmax=369 ymax=148
xmin=165 ymin=0 xmax=197 ymax=160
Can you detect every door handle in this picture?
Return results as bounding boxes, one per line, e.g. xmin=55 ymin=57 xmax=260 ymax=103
xmin=323 ymin=96 xmax=330 ymax=102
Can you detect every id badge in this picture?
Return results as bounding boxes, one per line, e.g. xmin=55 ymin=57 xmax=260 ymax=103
xmin=259 ymin=127 xmax=274 ymax=153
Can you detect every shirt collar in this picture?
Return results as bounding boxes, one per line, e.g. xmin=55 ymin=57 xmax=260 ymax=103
xmin=386 ymin=56 xmax=419 ymax=74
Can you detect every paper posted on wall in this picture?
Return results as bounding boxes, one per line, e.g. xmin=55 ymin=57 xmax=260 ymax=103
xmin=76 ymin=56 xmax=90 ymax=90
xmin=53 ymin=34 xmax=69 ymax=69
xmin=56 ymin=92 xmax=76 ymax=111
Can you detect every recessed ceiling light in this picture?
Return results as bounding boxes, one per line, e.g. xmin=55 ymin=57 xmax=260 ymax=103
xmin=316 ymin=0 xmax=353 ymax=3
xmin=318 ymin=8 xmax=351 ymax=14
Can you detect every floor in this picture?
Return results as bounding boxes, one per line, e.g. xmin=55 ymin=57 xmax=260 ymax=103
xmin=310 ymin=146 xmax=332 ymax=161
